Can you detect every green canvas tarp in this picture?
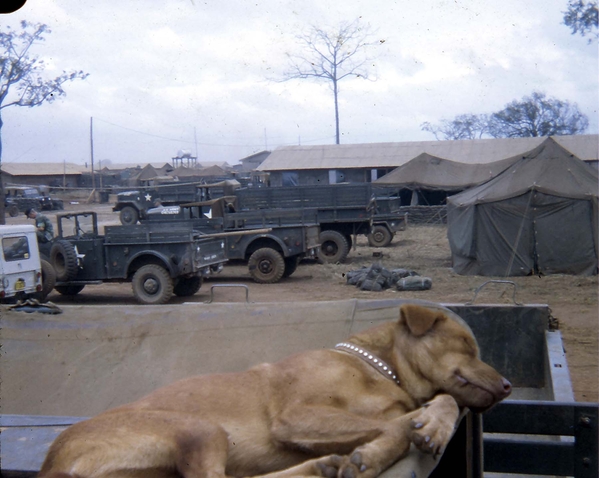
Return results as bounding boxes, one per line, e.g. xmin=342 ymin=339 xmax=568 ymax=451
xmin=374 ymin=152 xmax=517 ymax=190
xmin=447 ymin=137 xmax=598 ymax=276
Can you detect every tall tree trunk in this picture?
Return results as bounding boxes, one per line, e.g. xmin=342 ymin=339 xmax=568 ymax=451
xmin=333 ymin=80 xmax=340 ymax=144
xmin=0 ymin=113 xmax=5 ymax=225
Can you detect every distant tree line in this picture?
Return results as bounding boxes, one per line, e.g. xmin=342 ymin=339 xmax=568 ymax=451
xmin=421 ymin=91 xmax=589 ymax=141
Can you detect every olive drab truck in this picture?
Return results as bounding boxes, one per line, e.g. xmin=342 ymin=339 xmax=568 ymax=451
xmin=234 ymin=183 xmax=408 ymax=263
xmin=37 ymin=211 xmax=228 ymax=305
xmin=113 ymin=180 xmax=240 ymax=225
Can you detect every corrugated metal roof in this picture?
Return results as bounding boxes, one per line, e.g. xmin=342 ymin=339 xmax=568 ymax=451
xmin=257 ymin=134 xmax=598 ymax=171
xmin=1 ymin=162 xmax=85 ymax=175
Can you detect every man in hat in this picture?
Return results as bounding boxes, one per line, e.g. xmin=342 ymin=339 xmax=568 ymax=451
xmin=26 ymin=208 xmax=54 ymax=243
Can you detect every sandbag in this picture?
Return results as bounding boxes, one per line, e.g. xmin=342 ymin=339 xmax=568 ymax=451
xmin=396 ymin=276 xmax=432 ymax=291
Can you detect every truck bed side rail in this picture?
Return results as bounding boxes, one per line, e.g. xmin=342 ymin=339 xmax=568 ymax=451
xmin=482 ymin=400 xmax=598 ymax=477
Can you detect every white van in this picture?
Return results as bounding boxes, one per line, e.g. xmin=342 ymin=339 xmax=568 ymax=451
xmin=0 ymin=225 xmax=43 ymax=302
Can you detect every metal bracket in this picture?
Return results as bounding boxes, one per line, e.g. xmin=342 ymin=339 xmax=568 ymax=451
xmin=466 ymin=280 xmax=522 ymax=306
xmin=205 ymin=284 xmax=250 ymax=303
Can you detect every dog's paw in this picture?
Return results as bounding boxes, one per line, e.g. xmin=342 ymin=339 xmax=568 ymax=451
xmin=335 ymin=451 xmax=379 ymax=478
xmin=315 ymin=454 xmax=343 ymax=478
xmin=410 ymin=395 xmax=459 ymax=456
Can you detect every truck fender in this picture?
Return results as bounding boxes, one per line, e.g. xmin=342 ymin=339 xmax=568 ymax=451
xmin=245 ymin=234 xmax=288 ymax=257
xmin=125 ymin=251 xmax=177 ymax=278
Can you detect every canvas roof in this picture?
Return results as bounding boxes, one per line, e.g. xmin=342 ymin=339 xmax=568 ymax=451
xmin=1 ymin=162 xmax=85 ymax=176
xmin=373 ymin=152 xmax=518 ymax=190
xmin=257 ymin=134 xmax=598 ymax=171
xmin=448 ymin=137 xmax=599 ymax=206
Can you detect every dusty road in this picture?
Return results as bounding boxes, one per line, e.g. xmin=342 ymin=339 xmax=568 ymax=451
xmin=7 ymin=201 xmax=598 ymax=402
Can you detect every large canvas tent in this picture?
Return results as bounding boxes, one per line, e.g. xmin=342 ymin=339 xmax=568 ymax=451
xmin=447 ymin=137 xmax=598 ymax=276
xmin=374 ymin=152 xmax=517 ymax=191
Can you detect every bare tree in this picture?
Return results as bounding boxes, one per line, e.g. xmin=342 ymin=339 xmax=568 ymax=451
xmin=280 ymin=19 xmax=379 ymax=144
xmin=563 ymin=0 xmax=598 ymax=42
xmin=0 ymin=21 xmax=88 ymax=223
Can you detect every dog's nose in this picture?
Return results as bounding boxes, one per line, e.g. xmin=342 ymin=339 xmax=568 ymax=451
xmin=501 ymin=378 xmax=512 ymax=397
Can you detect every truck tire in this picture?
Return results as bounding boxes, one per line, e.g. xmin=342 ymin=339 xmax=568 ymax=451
xmin=282 ymin=256 xmax=299 ymax=278
xmin=7 ymin=204 xmax=19 ymax=217
xmin=55 ymin=284 xmax=85 ymax=296
xmin=51 ymin=240 xmax=79 ymax=281
xmin=173 ymin=276 xmax=202 ymax=297
xmin=132 ymin=264 xmax=174 ymax=304
xmin=368 ymin=225 xmax=393 ymax=247
xmin=120 ymin=206 xmax=139 ymax=225
xmin=317 ymin=230 xmax=350 ymax=263
xmin=248 ymin=248 xmax=285 ymax=284
xmin=39 ymin=259 xmax=57 ymax=301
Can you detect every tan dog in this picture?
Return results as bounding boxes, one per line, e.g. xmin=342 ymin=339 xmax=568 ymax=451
xmin=39 ymin=303 xmax=511 ymax=478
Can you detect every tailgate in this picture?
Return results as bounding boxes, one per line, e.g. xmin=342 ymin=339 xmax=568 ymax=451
xmin=194 ymin=237 xmax=227 ymax=268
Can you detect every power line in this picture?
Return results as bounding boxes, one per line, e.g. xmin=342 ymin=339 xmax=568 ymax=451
xmin=92 ymin=117 xmax=335 ymax=148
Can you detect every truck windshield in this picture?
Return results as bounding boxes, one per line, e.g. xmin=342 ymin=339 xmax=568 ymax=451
xmin=2 ymin=236 xmax=30 ymax=261
xmin=63 ymin=214 xmax=95 ymax=236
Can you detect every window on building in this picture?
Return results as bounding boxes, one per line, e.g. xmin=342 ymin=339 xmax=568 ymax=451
xmin=282 ymin=171 xmax=299 ymax=186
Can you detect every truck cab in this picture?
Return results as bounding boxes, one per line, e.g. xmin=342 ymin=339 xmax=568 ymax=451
xmin=0 ymin=225 xmax=43 ymax=302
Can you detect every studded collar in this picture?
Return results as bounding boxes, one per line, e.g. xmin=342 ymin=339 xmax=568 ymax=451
xmin=335 ymin=342 xmax=401 ymax=386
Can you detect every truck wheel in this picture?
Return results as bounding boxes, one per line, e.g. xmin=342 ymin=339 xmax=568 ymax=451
xmin=248 ymin=248 xmax=285 ymax=284
xmin=317 ymin=230 xmax=349 ymax=263
xmin=132 ymin=264 xmax=174 ymax=304
xmin=7 ymin=204 xmax=19 ymax=217
xmin=173 ymin=276 xmax=202 ymax=297
xmin=120 ymin=206 xmax=139 ymax=225
xmin=368 ymin=225 xmax=393 ymax=247
xmin=282 ymin=256 xmax=299 ymax=278
xmin=51 ymin=240 xmax=79 ymax=281
xmin=55 ymin=284 xmax=85 ymax=296
xmin=345 ymin=234 xmax=353 ymax=250
xmin=39 ymin=259 xmax=57 ymax=301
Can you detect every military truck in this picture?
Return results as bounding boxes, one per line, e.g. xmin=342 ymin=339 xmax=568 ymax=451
xmin=38 ymin=211 xmax=228 ymax=305
xmin=113 ymin=180 xmax=240 ymax=225
xmin=234 ymin=183 xmax=407 ymax=262
xmin=4 ymin=186 xmax=63 ymax=217
xmin=144 ymin=197 xmax=320 ymax=284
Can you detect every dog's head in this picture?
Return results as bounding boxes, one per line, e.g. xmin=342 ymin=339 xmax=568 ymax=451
xmin=395 ymin=304 xmax=511 ymax=412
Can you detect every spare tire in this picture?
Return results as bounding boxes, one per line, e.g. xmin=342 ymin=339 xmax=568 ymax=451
xmin=7 ymin=204 xmax=19 ymax=217
xmin=50 ymin=240 xmax=79 ymax=281
xmin=39 ymin=259 xmax=57 ymax=300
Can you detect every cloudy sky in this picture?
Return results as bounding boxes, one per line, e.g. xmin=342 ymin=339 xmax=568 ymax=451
xmin=2 ymin=0 xmax=597 ymax=167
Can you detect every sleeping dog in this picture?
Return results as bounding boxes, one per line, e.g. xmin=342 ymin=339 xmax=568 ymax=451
xmin=39 ymin=303 xmax=511 ymax=478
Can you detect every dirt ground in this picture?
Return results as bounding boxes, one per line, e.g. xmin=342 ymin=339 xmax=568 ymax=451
xmin=8 ymin=202 xmax=598 ymax=402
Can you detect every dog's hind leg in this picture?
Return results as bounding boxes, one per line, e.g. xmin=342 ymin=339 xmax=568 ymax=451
xmin=173 ymin=419 xmax=233 ymax=478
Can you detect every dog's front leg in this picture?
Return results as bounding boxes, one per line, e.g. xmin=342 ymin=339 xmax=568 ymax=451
xmin=265 ymin=405 xmax=413 ymax=478
xmin=339 ymin=394 xmax=461 ymax=478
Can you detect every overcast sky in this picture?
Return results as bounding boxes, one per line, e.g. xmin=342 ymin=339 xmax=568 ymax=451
xmin=2 ymin=0 xmax=597 ymax=167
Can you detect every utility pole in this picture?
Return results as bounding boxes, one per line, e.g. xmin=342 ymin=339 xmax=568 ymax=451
xmin=90 ymin=117 xmax=96 ymax=191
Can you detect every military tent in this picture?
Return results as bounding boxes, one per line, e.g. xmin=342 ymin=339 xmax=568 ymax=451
xmin=374 ymin=152 xmax=517 ymax=190
xmin=447 ymin=137 xmax=598 ymax=276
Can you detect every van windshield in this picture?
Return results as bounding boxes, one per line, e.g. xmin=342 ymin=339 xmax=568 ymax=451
xmin=2 ymin=236 xmax=30 ymax=261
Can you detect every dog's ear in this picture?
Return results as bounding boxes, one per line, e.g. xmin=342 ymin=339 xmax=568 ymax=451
xmin=399 ymin=304 xmax=447 ymax=336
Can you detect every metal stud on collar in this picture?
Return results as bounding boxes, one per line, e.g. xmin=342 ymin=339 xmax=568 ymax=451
xmin=335 ymin=342 xmax=401 ymax=386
